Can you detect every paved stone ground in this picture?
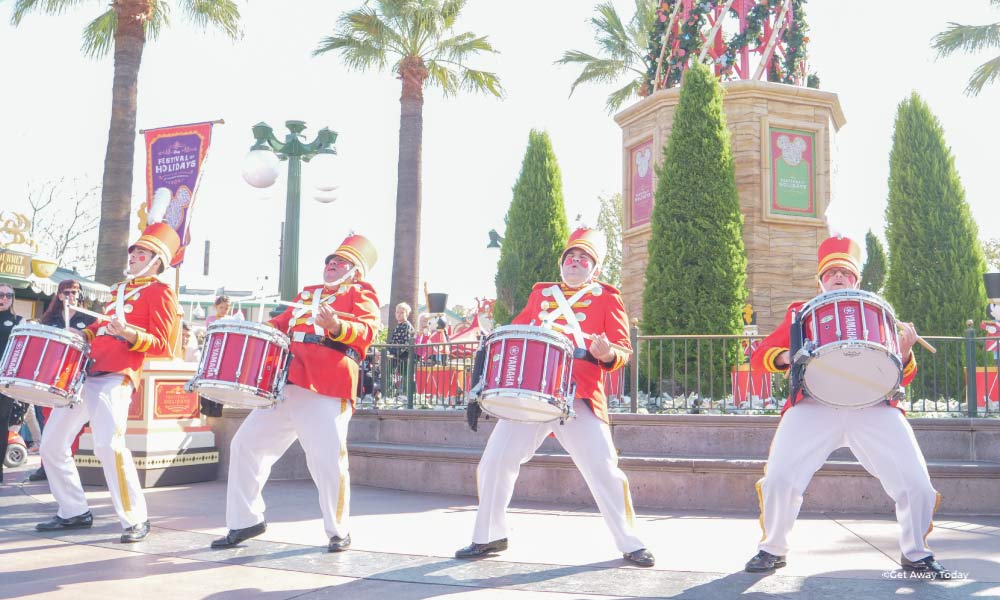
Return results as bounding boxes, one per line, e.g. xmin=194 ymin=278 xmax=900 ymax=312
xmin=1 ymin=455 xmax=997 ymax=599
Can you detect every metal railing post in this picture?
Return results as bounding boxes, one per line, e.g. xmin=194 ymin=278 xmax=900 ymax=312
xmin=964 ymin=320 xmax=978 ymax=417
xmin=630 ymin=320 xmax=639 ymax=413
xmin=406 ymin=343 xmax=416 ymax=409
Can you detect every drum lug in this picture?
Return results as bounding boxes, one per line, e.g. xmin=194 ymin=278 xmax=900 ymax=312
xmin=184 ymin=377 xmax=197 ymax=394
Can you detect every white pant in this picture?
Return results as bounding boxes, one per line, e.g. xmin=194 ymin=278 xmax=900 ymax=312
xmin=40 ymin=375 xmax=147 ymax=528
xmin=225 ymin=384 xmax=352 ymax=538
xmin=472 ymin=399 xmax=645 ymax=554
xmin=757 ymin=397 xmax=940 ymax=561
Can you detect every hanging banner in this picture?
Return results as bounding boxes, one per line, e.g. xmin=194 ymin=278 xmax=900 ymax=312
xmin=142 ymin=121 xmax=216 ymax=266
xmin=629 ymin=139 xmax=654 ymax=228
xmin=767 ymin=127 xmax=816 ymax=218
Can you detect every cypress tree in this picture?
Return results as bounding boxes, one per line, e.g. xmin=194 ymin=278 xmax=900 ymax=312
xmin=641 ymin=62 xmax=746 ymax=397
xmin=860 ymin=229 xmax=887 ymax=293
xmin=884 ymin=93 xmax=985 ymax=336
xmin=494 ymin=129 xmax=570 ymax=325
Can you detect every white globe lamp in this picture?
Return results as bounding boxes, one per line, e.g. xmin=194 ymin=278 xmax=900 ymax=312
xmin=242 ymin=148 xmax=280 ymax=188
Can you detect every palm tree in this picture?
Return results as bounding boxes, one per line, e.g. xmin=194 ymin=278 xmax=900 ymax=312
xmin=932 ymin=0 xmax=1000 ymax=97
xmin=313 ymin=0 xmax=503 ymax=322
xmin=10 ymin=1 xmax=241 ymax=285
xmin=556 ymin=0 xmax=656 ymax=114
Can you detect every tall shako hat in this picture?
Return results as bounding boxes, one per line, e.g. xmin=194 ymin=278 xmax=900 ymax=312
xmin=325 ymin=234 xmax=377 ymax=277
xmin=128 ymin=222 xmax=181 ymax=267
xmin=562 ymin=227 xmax=606 ymax=267
xmin=817 ymin=235 xmax=862 ymax=281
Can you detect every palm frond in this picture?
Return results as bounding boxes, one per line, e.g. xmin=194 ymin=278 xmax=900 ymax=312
xmin=11 ymin=0 xmax=86 ymax=26
xmin=179 ymin=0 xmax=243 ymax=40
xmin=337 ymin=5 xmax=406 ymax=56
xmin=440 ymin=0 xmax=465 ymax=29
xmin=626 ymin=0 xmax=658 ymax=63
xmin=80 ymin=8 xmax=116 ymax=59
xmin=605 ymin=78 xmax=641 ymax=114
xmin=313 ymin=34 xmax=389 ymax=71
xmin=591 ymin=1 xmax=631 ymax=62
xmin=932 ymin=22 xmax=1000 ymax=57
xmin=559 ymin=50 xmax=629 ymax=95
xmin=432 ymin=31 xmax=496 ymax=63
xmin=457 ymin=67 xmax=504 ymax=98
xmin=426 ymin=60 xmax=459 ymax=96
xmin=965 ymin=54 xmax=1000 ymax=96
xmin=146 ymin=1 xmax=172 ymax=44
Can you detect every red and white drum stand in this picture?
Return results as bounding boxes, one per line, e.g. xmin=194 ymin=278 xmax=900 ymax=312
xmin=75 ymin=358 xmax=219 ymax=488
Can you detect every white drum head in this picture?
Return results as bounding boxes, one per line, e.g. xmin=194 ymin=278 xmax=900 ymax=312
xmin=479 ymin=390 xmax=567 ymax=423
xmin=193 ymin=382 xmax=277 ymax=409
xmin=0 ymin=381 xmax=77 ymax=408
xmin=802 ymin=341 xmax=903 ymax=408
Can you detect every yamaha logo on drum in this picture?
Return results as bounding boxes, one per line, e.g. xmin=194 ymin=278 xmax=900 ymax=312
xmin=843 ymin=306 xmax=860 ymax=340
xmin=503 ymin=346 xmax=520 ymax=387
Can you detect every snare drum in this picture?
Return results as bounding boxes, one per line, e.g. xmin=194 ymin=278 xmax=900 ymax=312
xmin=798 ymin=289 xmax=903 ymax=408
xmin=476 ymin=325 xmax=575 ymax=423
xmin=190 ymin=321 xmax=290 ymax=409
xmin=0 ymin=323 xmax=89 ymax=408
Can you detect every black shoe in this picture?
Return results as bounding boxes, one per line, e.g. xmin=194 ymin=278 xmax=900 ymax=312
xmin=211 ymin=521 xmax=267 ymax=548
xmin=36 ymin=511 xmax=94 ymax=531
xmin=745 ymin=550 xmax=786 ymax=573
xmin=28 ymin=466 xmax=46 ymax=482
xmin=902 ymin=555 xmax=949 ymax=579
xmin=328 ymin=534 xmax=351 ymax=553
xmin=121 ymin=520 xmax=150 ymax=543
xmin=623 ymin=547 xmax=655 ymax=567
xmin=454 ymin=538 xmax=508 ymax=558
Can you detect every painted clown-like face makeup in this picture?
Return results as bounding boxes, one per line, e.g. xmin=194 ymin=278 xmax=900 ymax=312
xmin=324 ymin=256 xmax=354 ymax=284
xmin=561 ymin=249 xmax=596 ymax=287
xmin=127 ymin=247 xmax=157 ymax=275
xmin=820 ymin=267 xmax=858 ymax=291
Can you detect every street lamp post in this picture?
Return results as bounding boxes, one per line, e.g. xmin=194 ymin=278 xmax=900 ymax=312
xmin=241 ymin=120 xmax=338 ymax=301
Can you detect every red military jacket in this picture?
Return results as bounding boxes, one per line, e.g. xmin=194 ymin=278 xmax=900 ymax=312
xmin=751 ymin=299 xmax=917 ymax=414
xmin=84 ymin=276 xmax=179 ymax=389
xmin=512 ymin=281 xmax=631 ymax=423
xmin=269 ymin=280 xmax=380 ymax=403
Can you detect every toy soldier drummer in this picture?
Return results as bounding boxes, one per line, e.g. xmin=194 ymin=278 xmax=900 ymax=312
xmin=211 ymin=234 xmax=380 ymax=553
xmin=457 ymin=227 xmax=655 ymax=567
xmin=37 ymin=223 xmax=181 ymax=543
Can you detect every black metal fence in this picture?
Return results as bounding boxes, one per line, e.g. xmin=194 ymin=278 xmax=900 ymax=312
xmin=359 ymin=326 xmax=999 ymax=417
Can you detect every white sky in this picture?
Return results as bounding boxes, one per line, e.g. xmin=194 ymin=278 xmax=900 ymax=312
xmin=2 ymin=1 xmax=998 ymax=312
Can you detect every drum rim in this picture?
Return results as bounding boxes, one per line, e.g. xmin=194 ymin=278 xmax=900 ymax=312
xmin=479 ymin=388 xmax=570 ymax=423
xmin=204 ymin=322 xmax=291 ymax=348
xmin=801 ymin=289 xmax=899 ymax=321
xmin=8 ymin=322 xmax=91 ymax=351
xmin=0 ymin=377 xmax=79 ymax=404
xmin=486 ymin=325 xmax=573 ymax=351
xmin=191 ymin=379 xmax=282 ymax=401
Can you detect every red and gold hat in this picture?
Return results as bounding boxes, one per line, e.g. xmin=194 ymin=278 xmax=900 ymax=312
xmin=326 ymin=234 xmax=377 ymax=277
xmin=562 ymin=227 xmax=605 ymax=267
xmin=817 ymin=235 xmax=862 ymax=280
xmin=128 ymin=223 xmax=180 ymax=267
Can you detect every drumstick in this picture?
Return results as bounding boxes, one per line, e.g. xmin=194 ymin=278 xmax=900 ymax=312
xmin=546 ymin=322 xmax=632 ymax=355
xmin=71 ymin=305 xmax=148 ymax=333
xmin=897 ymin=324 xmax=936 ymax=354
xmin=913 ymin=335 xmax=936 ymax=354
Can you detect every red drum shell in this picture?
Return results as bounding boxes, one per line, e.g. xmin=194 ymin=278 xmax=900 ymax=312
xmin=0 ymin=323 xmax=89 ymax=408
xmin=478 ymin=325 xmax=574 ymax=423
xmin=191 ymin=321 xmax=289 ymax=409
